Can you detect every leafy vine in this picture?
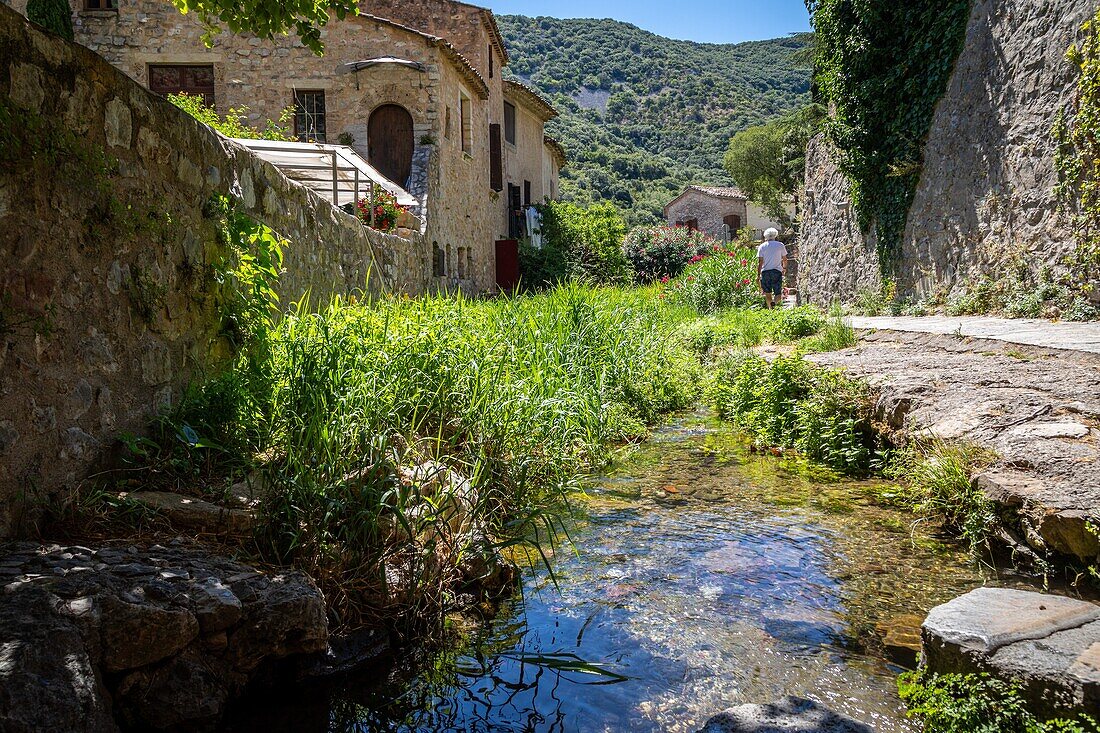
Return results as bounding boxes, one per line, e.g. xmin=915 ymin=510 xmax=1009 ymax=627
xmin=1054 ymin=6 xmax=1100 ymax=294
xmin=806 ymin=0 xmax=971 ymax=276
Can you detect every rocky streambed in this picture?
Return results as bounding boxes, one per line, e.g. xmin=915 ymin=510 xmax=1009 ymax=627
xmin=218 ymin=412 xmax=1036 ymax=733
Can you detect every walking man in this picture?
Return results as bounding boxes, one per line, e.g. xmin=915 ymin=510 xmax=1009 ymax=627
xmin=757 ymin=228 xmax=787 ymax=309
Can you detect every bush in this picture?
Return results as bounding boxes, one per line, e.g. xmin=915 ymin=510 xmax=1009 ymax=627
xmin=26 ymin=0 xmax=73 ymax=41
xmin=898 ymin=671 xmax=1099 ymax=733
xmin=168 ymin=93 xmax=293 ymax=141
xmin=522 ymin=201 xmax=631 ymax=288
xmin=771 ymin=306 xmax=825 ymax=342
xmin=622 ymin=226 xmax=716 ymax=283
xmin=664 ymin=245 xmax=760 ymax=314
xmin=711 ymin=353 xmax=884 ymax=475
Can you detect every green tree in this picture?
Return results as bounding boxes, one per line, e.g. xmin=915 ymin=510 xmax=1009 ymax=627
xmin=26 ymin=0 xmax=74 ymax=41
xmin=724 ymin=121 xmax=789 ymax=224
xmin=723 ymin=104 xmax=825 ymax=226
xmin=170 ymin=0 xmax=358 ymax=55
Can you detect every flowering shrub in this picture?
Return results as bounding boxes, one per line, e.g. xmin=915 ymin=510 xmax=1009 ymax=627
xmin=622 ymin=226 xmax=718 ymax=283
xmin=356 ymin=190 xmax=407 ymax=233
xmin=662 ymin=245 xmax=760 ymax=314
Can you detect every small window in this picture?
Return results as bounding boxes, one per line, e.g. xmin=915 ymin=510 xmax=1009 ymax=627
xmin=523 ymin=180 xmax=531 ymax=207
xmin=433 ymin=242 xmax=445 ymax=277
xmin=503 ymin=101 xmax=516 ymax=145
xmin=488 ymin=46 xmax=494 ymax=79
xmin=149 ymin=64 xmax=215 ymax=106
xmin=293 ymin=90 xmax=326 ymax=143
xmin=460 ymin=92 xmax=472 ymax=155
xmin=444 ymin=106 xmax=452 ymax=139
xmin=84 ymin=0 xmax=119 ymax=9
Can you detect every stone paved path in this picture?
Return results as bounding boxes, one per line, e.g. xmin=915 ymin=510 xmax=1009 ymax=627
xmin=808 ymin=329 xmax=1100 ymax=563
xmin=848 ymin=316 xmax=1100 ymax=355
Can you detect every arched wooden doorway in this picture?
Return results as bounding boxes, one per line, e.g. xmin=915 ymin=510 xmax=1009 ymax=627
xmin=368 ymin=105 xmax=414 ymax=187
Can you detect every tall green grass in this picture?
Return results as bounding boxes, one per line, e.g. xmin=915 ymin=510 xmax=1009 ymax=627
xmin=886 ymin=438 xmax=997 ymax=550
xmin=172 ymin=284 xmax=699 ymax=630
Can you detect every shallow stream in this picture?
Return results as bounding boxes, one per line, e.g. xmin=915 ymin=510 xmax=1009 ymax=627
xmin=232 ymin=411 xmax=1014 ymax=732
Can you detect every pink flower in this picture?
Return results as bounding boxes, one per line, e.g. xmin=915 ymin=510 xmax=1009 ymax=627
xmin=742 ymin=278 xmax=751 ymax=285
xmin=740 ymin=259 xmax=748 ymax=266
xmin=660 ymin=276 xmax=670 ymax=284
xmin=687 ymin=276 xmax=695 ymax=283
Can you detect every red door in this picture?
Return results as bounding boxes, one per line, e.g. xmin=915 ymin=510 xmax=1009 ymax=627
xmin=495 ymin=240 xmax=520 ymax=292
xmin=368 ymin=104 xmax=414 ymax=186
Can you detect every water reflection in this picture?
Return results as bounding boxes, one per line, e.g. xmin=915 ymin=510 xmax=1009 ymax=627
xmin=227 ymin=412 xmax=1000 ymax=733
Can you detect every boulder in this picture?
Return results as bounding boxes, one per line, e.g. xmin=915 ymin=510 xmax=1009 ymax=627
xmin=922 ymin=587 xmax=1100 ymax=718
xmin=0 ymin=589 xmax=118 ymax=733
xmin=697 ymin=697 xmax=873 ymax=733
xmin=0 ymin=542 xmax=328 ymax=731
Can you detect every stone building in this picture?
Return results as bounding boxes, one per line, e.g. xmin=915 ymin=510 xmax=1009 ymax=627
xmin=501 ymin=79 xmax=559 ymax=237
xmin=663 ymin=186 xmax=749 ymax=241
xmin=6 ymin=0 xmax=565 ymax=293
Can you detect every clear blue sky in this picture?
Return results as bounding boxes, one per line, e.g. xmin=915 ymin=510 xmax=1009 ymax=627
xmin=480 ymin=0 xmax=811 ymax=45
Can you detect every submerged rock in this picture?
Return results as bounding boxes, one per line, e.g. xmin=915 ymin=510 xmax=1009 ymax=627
xmin=922 ymin=587 xmax=1100 ymax=718
xmin=697 ymin=697 xmax=873 ymax=732
xmin=0 ymin=542 xmax=327 ymax=732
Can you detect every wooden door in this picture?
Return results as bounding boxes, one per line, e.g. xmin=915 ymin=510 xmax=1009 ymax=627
xmin=496 ymin=239 xmax=520 ymax=291
xmin=368 ymin=105 xmax=414 ymax=187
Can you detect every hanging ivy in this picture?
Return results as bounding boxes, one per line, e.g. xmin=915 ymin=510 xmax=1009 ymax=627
xmin=806 ymin=0 xmax=971 ymax=276
xmin=1055 ymin=7 xmax=1100 ymax=291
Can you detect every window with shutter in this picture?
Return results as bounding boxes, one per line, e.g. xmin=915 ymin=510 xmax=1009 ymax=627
xmin=489 ymin=124 xmax=503 ymax=192
xmin=503 ymin=102 xmax=516 ymax=145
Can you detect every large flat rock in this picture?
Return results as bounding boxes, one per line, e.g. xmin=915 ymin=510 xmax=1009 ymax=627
xmin=697 ymin=697 xmax=873 ymax=733
xmin=809 ymin=329 xmax=1100 ymax=562
xmin=922 ymin=588 xmax=1100 ymax=718
xmin=0 ymin=542 xmax=327 ymax=731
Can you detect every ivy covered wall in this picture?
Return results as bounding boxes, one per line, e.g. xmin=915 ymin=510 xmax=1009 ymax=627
xmin=800 ymin=0 xmax=1097 ymax=306
xmin=808 ymin=0 xmax=972 ymax=277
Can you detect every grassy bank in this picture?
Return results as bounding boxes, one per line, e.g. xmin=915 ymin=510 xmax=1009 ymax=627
xmin=144 ymin=285 xmax=699 ymax=630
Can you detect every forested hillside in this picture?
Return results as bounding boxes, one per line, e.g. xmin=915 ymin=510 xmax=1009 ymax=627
xmin=497 ymin=15 xmax=812 ymax=225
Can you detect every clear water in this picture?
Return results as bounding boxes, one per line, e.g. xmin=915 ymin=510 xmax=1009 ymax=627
xmin=230 ymin=412 xmax=1009 ymax=733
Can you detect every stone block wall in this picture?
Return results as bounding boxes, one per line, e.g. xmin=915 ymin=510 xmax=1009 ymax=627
xmin=799 ymin=0 xmax=1093 ymax=303
xmin=798 ymin=137 xmax=881 ymax=305
xmin=0 ymin=4 xmax=427 ymax=536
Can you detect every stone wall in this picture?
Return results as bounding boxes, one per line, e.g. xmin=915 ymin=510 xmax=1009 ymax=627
xmin=800 ymin=0 xmax=1094 ymax=302
xmin=0 ymin=5 xmax=425 ymax=537
xmin=798 ymin=137 xmax=881 ymax=305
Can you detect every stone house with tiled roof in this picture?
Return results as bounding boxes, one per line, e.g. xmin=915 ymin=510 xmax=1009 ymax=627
xmin=6 ymin=0 xmax=564 ymax=294
xmin=663 ymin=186 xmax=750 ymax=241
xmin=501 ymin=78 xmax=559 ymax=237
